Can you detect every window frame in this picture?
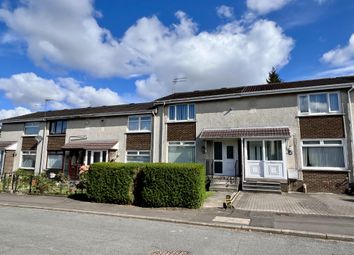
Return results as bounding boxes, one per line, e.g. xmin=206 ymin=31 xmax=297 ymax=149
xmin=167 ymin=141 xmax=196 ymax=163
xmin=301 ymin=139 xmax=347 ymax=171
xmin=168 ymin=104 xmax=196 ymax=122
xmin=24 ymin=122 xmax=40 ymax=136
xmin=49 ymin=120 xmax=67 ymax=135
xmin=126 ymin=150 xmax=151 ymax=163
xmin=21 ymin=150 xmax=37 ymax=169
xmin=127 ymin=115 xmax=152 ymax=132
xmin=46 ymin=150 xmax=64 ymax=169
xmin=85 ymin=150 xmax=108 ymax=165
xmin=298 ymin=92 xmax=341 ymax=116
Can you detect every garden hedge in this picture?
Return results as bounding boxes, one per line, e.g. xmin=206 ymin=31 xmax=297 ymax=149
xmin=86 ymin=162 xmax=205 ymax=208
xmin=87 ymin=162 xmax=141 ymax=204
xmin=137 ymin=163 xmax=205 ymax=208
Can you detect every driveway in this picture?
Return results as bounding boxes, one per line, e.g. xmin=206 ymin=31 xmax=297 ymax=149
xmin=233 ymin=192 xmax=354 ymax=217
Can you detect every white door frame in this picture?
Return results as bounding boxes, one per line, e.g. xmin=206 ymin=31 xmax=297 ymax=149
xmin=244 ymin=139 xmax=287 ymax=180
xmin=213 ymin=140 xmax=238 ymax=176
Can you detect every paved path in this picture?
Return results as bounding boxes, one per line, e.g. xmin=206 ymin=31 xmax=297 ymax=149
xmin=0 ymin=206 xmax=353 ymax=255
xmin=234 ymin=192 xmax=354 ymax=217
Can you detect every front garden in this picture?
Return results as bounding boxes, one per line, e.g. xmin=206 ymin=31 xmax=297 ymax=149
xmin=0 ymin=163 xmax=207 ymax=208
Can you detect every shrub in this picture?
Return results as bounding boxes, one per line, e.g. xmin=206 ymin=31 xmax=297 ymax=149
xmin=137 ymin=163 xmax=205 ymax=209
xmin=86 ymin=162 xmax=141 ymax=204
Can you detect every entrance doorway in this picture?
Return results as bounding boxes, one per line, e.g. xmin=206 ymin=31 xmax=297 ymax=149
xmin=245 ymin=139 xmax=287 ymax=180
xmin=213 ymin=141 xmax=237 ymax=176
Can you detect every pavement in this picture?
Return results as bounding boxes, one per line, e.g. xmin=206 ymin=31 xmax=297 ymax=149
xmin=0 ymin=192 xmax=354 ymax=242
xmin=2 ymin=206 xmax=353 ymax=255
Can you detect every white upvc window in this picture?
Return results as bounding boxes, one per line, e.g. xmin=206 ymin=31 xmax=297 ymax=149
xmin=24 ymin=122 xmax=40 ymax=135
xmin=85 ymin=150 xmax=108 ymax=165
xmin=298 ymin=92 xmax=340 ymax=115
xmin=47 ymin=151 xmax=63 ymax=169
xmin=168 ymin=104 xmax=195 ymax=121
xmin=21 ymin=150 xmax=36 ymax=169
xmin=168 ymin=141 xmax=196 ymax=163
xmin=301 ymin=139 xmax=346 ymax=170
xmin=128 ymin=115 xmax=152 ymax=132
xmin=126 ymin=151 xmax=151 ymax=163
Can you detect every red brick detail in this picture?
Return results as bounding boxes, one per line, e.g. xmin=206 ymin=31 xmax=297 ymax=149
xmin=299 ymin=116 xmax=344 ymax=139
xmin=302 ymin=170 xmax=348 ymax=194
xmin=126 ymin=133 xmax=151 ymax=150
xmin=22 ymin=137 xmax=38 ymax=150
xmin=167 ymin=122 xmax=196 ymax=141
xmin=47 ymin=135 xmax=65 ymax=151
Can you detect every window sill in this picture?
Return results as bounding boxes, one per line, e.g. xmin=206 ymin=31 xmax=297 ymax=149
xmin=166 ymin=120 xmax=196 ymax=124
xmin=22 ymin=135 xmax=37 ymax=137
xmin=48 ymin=134 xmax=66 ymax=137
xmin=126 ymin=130 xmax=151 ymax=134
xmin=297 ymin=113 xmax=343 ymax=118
xmin=301 ymin=168 xmax=349 ymax=172
xmin=20 ymin=167 xmax=35 ymax=170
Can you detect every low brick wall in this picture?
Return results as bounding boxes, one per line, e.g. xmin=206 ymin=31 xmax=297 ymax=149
xmin=288 ymin=170 xmax=348 ymax=194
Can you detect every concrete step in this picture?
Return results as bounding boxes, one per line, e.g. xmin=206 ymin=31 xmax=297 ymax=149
xmin=242 ymin=181 xmax=281 ymax=193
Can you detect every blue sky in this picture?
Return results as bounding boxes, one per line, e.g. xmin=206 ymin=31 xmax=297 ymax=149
xmin=0 ymin=0 xmax=354 ymax=119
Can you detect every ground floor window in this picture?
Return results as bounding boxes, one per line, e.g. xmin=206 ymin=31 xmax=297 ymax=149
xmin=47 ymin=151 xmax=63 ymax=169
xmin=85 ymin=150 xmax=108 ymax=165
xmin=126 ymin=151 xmax=150 ymax=162
xmin=21 ymin=151 xmax=36 ymax=169
xmin=168 ymin=141 xmax=195 ymax=163
xmin=302 ymin=139 xmax=345 ymax=169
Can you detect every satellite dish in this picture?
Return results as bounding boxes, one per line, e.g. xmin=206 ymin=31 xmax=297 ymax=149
xmin=35 ymin=135 xmax=43 ymax=143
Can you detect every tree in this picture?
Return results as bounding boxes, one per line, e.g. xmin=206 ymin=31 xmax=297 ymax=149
xmin=266 ymin=67 xmax=282 ymax=84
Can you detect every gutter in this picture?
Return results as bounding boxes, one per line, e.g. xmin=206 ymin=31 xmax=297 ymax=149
xmin=154 ymin=82 xmax=354 ymax=105
xmin=2 ymin=110 xmax=155 ymax=124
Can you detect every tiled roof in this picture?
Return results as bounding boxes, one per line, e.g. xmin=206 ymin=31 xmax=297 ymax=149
xmin=199 ymin=127 xmax=291 ymax=139
xmin=0 ymin=141 xmax=17 ymax=149
xmin=156 ymin=75 xmax=354 ymax=101
xmin=2 ymin=102 xmax=155 ymax=123
xmin=62 ymin=140 xmax=118 ymax=150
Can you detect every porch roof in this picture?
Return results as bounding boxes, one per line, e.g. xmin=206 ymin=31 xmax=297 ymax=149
xmin=199 ymin=127 xmax=291 ymax=139
xmin=62 ymin=140 xmax=118 ymax=150
xmin=0 ymin=141 xmax=17 ymax=150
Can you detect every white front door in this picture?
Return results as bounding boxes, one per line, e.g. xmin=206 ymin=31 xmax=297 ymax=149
xmin=245 ymin=140 xmax=287 ymax=180
xmin=214 ymin=141 xmax=237 ymax=176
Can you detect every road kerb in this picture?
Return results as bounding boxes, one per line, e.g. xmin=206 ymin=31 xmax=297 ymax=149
xmin=0 ymin=202 xmax=353 ymax=243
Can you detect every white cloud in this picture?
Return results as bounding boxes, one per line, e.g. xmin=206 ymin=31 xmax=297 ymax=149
xmin=322 ymin=34 xmax=354 ymax=67
xmin=0 ymin=107 xmax=31 ymax=120
xmin=0 ymin=73 xmax=124 ymax=111
xmin=216 ymin=5 xmax=234 ymax=19
xmin=0 ymin=0 xmax=294 ymax=100
xmin=0 ymin=0 xmax=141 ymax=77
xmin=246 ymin=0 xmax=291 ymax=15
xmin=131 ymin=14 xmax=294 ymax=100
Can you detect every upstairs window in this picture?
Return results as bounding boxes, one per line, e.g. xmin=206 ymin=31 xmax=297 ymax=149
xmin=298 ymin=92 xmax=340 ymax=115
xmin=168 ymin=104 xmax=195 ymax=121
xmin=128 ymin=116 xmax=152 ymax=131
xmin=50 ymin=120 xmax=67 ymax=134
xmin=24 ymin=122 xmax=40 ymax=135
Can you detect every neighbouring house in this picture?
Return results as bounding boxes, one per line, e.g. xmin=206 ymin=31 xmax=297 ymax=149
xmin=1 ymin=75 xmax=354 ymax=193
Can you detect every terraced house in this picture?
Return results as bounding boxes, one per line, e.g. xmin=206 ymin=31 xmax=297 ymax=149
xmin=1 ymin=75 xmax=354 ymax=193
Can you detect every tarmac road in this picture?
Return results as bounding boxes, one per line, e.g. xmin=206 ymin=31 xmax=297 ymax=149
xmin=0 ymin=206 xmax=353 ymax=255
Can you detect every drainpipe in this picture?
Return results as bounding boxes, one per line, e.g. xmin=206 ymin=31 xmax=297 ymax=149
xmin=151 ymin=108 xmax=157 ymax=162
xmin=347 ymin=86 xmax=354 ymax=183
xmin=159 ymin=102 xmax=166 ymax=162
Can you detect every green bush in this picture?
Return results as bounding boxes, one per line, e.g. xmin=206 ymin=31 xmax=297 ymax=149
xmin=86 ymin=162 xmax=141 ymax=204
xmin=137 ymin=163 xmax=205 ymax=208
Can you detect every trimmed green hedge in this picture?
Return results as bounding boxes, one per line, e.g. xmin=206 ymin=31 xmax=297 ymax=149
xmin=87 ymin=162 xmax=141 ymax=204
xmin=137 ymin=163 xmax=205 ymax=208
xmin=86 ymin=162 xmax=205 ymax=208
